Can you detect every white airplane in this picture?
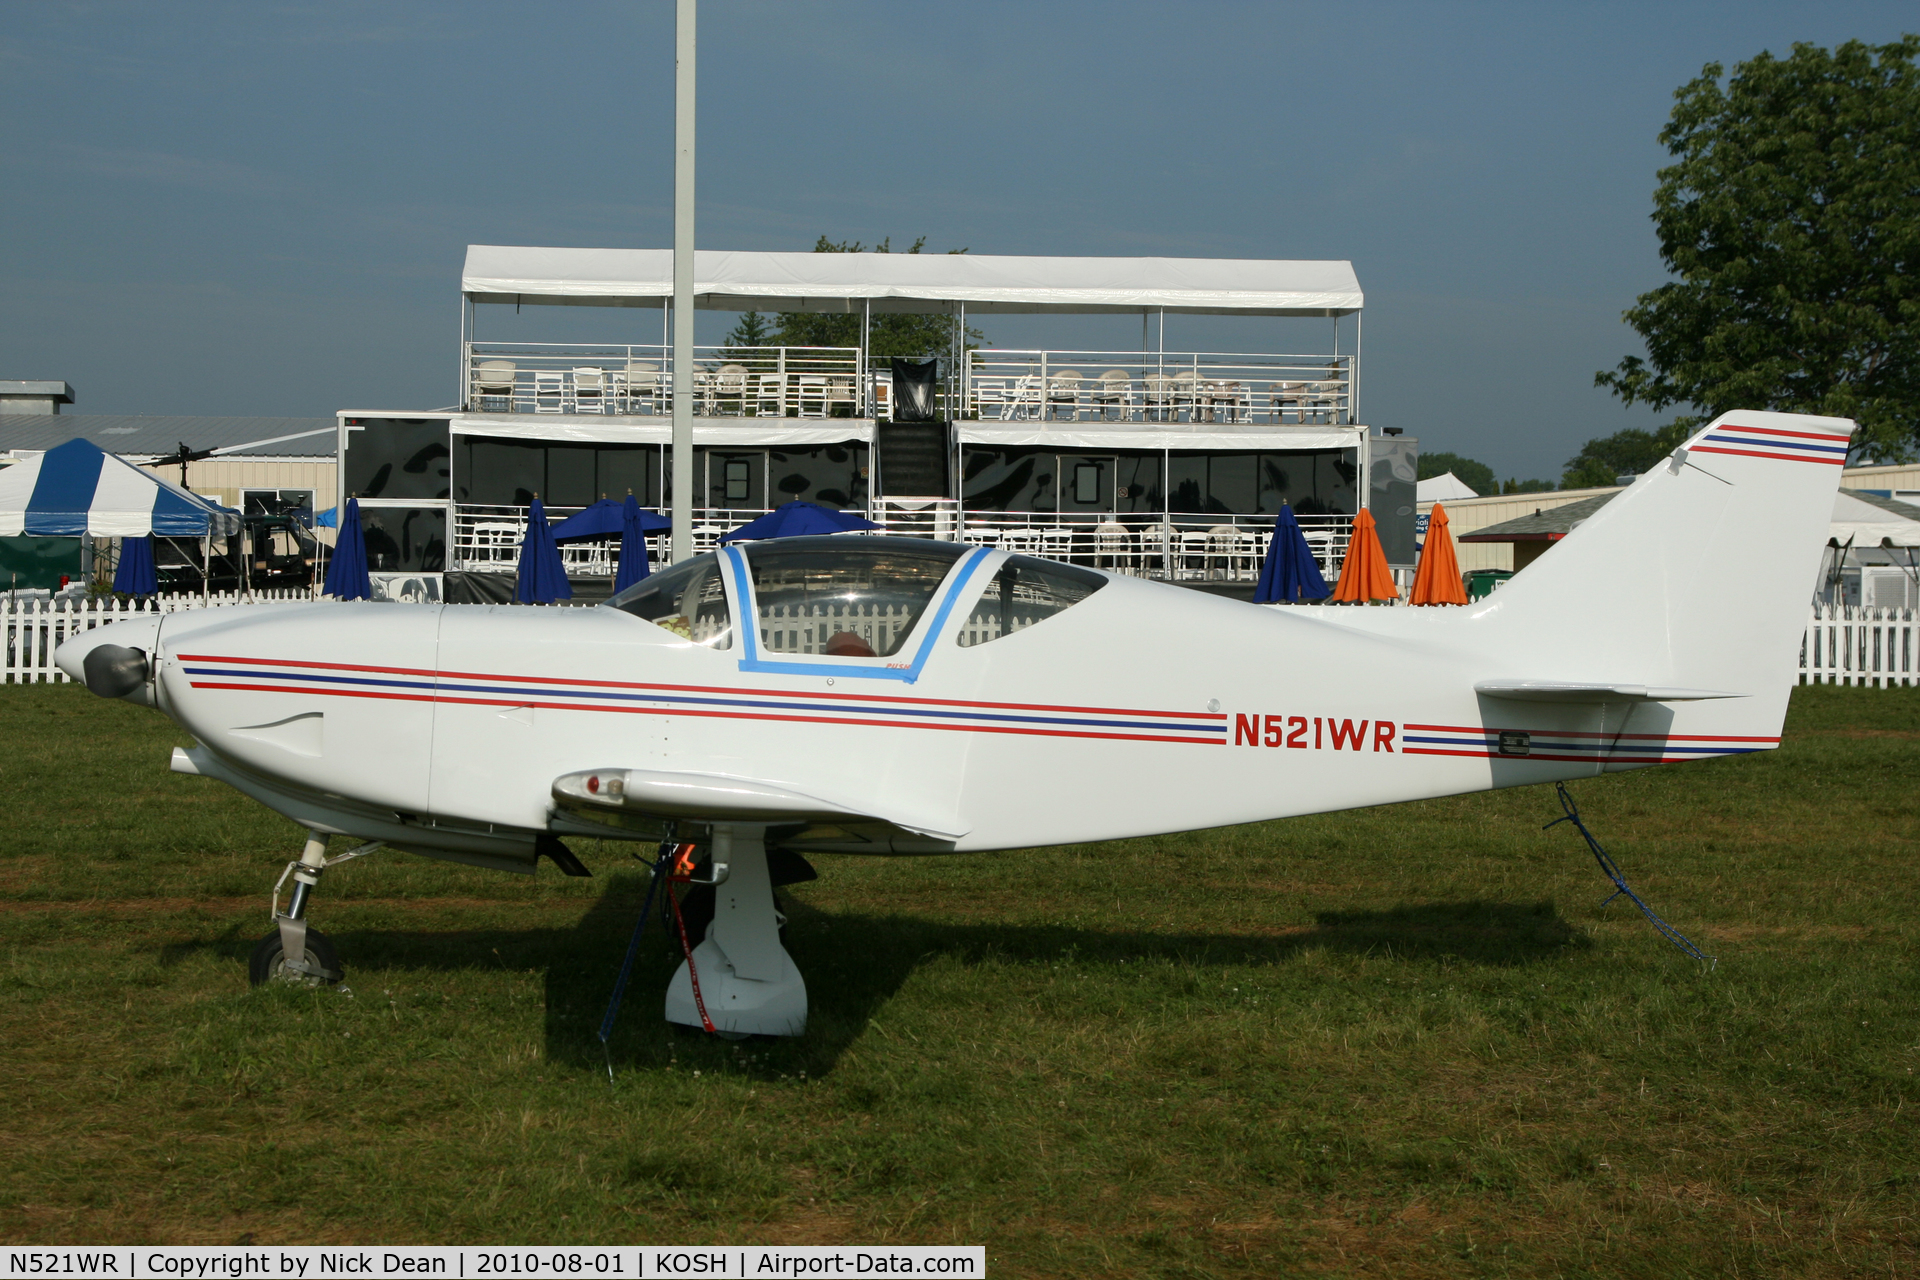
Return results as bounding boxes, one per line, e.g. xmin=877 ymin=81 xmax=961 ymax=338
xmin=58 ymin=411 xmax=1851 ymax=1037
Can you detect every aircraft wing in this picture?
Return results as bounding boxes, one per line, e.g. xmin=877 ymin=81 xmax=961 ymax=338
xmin=1474 ymin=680 xmax=1745 ymax=703
xmin=552 ymin=768 xmax=968 ymax=842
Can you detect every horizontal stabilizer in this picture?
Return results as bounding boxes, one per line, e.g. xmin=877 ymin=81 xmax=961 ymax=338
xmin=551 ymin=768 xmax=967 ymax=841
xmin=1474 ymin=680 xmax=1746 ymax=703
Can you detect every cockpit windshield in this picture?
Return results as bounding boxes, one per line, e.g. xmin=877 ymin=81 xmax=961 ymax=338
xmin=956 ymin=555 xmax=1105 ymax=647
xmin=743 ymin=536 xmax=969 ymax=658
xmin=604 ymin=553 xmax=733 ymax=648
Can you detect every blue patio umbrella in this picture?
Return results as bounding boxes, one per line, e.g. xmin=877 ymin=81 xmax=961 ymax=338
xmin=322 ymin=497 xmax=372 ymax=601
xmin=515 ymin=497 xmax=572 ymax=603
xmin=719 ymin=501 xmax=881 ymax=544
xmin=1254 ymin=504 xmax=1331 ymax=604
xmin=113 ymin=534 xmax=159 ymax=596
xmin=615 ymin=493 xmax=654 ymax=592
xmin=549 ymin=496 xmax=671 ymax=542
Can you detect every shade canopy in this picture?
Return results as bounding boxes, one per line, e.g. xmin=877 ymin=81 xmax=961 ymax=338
xmin=549 ymin=497 xmax=672 ymax=543
xmin=515 ymin=497 xmax=572 ymax=603
xmin=615 ymin=494 xmax=652 ymax=592
xmin=0 ymin=438 xmax=239 ymax=537
xmin=463 ymin=246 xmax=1363 ymax=317
xmin=1409 ymin=502 xmax=1468 ymax=605
xmin=720 ymin=501 xmax=881 ymax=543
xmin=1331 ymin=508 xmax=1399 ymax=603
xmin=1254 ymin=504 xmax=1330 ymax=604
xmin=322 ymin=497 xmax=371 ymax=600
xmin=1416 ymin=472 xmax=1480 ymax=502
xmin=1830 ymin=490 xmax=1920 ymax=549
xmin=112 ymin=534 xmax=159 ymax=596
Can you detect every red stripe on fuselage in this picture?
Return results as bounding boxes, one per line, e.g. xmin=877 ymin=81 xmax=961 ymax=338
xmin=186 ymin=680 xmax=1225 ymax=745
xmin=177 ymin=652 xmax=1224 ymax=722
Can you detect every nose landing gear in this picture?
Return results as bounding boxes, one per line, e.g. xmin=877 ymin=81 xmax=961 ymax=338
xmin=248 ymin=831 xmax=384 ymax=987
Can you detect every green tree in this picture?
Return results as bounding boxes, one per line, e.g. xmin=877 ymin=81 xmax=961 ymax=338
xmin=1596 ymin=36 xmax=1920 ymax=461
xmin=1416 ymin=451 xmax=1495 ymax=496
xmin=1561 ymin=428 xmax=1672 ymax=489
xmin=722 ymin=310 xmax=776 ymax=350
xmin=1500 ymin=477 xmax=1559 ymax=495
xmin=773 ymin=236 xmax=985 ymax=357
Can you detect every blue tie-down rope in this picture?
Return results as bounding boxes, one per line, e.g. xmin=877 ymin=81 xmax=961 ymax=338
xmin=598 ymin=841 xmax=676 ymax=1083
xmin=1546 ymin=782 xmax=1715 ymax=968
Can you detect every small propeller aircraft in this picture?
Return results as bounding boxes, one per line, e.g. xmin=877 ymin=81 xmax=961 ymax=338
xmin=58 ymin=411 xmax=1852 ymax=1037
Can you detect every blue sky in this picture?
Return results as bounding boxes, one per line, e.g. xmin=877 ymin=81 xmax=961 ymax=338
xmin=1 ymin=1 xmax=1911 ymax=480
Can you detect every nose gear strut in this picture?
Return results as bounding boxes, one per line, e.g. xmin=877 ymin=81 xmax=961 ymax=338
xmin=248 ymin=830 xmax=384 ymax=986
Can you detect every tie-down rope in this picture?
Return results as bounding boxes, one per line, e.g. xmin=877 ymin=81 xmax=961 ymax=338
xmin=1546 ymin=782 xmax=1715 ymax=968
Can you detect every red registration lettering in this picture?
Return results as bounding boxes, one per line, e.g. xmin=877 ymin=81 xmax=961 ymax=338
xmin=1374 ymin=720 xmax=1396 ymax=752
xmin=1235 ymin=714 xmax=1259 ymax=746
xmin=1264 ymin=715 xmax=1285 ymax=747
xmin=1286 ymin=716 xmax=1308 ymax=748
xmin=1329 ymin=718 xmax=1368 ymax=751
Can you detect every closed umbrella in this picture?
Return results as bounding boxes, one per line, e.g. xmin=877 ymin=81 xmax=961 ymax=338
xmin=1409 ymin=501 xmax=1469 ymax=605
xmin=719 ymin=501 xmax=881 ymax=543
xmin=322 ymin=497 xmax=372 ymax=601
xmin=1253 ymin=504 xmax=1330 ymax=604
xmin=514 ymin=497 xmax=572 ymax=603
xmin=1331 ymin=508 xmax=1399 ymax=603
xmin=615 ymin=493 xmax=654 ymax=591
xmin=113 ymin=534 xmax=159 ymax=596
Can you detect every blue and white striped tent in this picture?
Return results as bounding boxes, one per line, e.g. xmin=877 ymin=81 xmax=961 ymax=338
xmin=0 ymin=438 xmax=239 ymax=537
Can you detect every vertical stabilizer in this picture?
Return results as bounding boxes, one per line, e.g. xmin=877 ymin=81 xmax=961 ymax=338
xmin=1476 ymin=411 xmax=1852 ymax=704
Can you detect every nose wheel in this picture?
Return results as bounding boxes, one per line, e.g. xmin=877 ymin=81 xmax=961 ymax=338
xmin=248 ymin=831 xmax=382 ymax=988
xmin=249 ymin=927 xmax=342 ymax=987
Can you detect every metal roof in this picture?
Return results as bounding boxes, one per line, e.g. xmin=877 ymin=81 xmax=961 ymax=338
xmin=0 ymin=415 xmax=335 ymax=459
xmin=1458 ymin=493 xmax=1619 ymax=542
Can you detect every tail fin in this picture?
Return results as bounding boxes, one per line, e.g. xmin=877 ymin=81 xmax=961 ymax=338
xmin=1482 ymin=410 xmax=1851 ymax=700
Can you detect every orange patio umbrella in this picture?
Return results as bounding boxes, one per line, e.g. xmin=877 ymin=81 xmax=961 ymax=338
xmin=1331 ymin=508 xmax=1400 ymax=603
xmin=1409 ymin=501 xmax=1469 ymax=605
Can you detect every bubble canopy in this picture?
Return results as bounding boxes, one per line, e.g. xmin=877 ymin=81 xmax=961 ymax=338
xmin=606 ymin=536 xmax=1106 ymax=664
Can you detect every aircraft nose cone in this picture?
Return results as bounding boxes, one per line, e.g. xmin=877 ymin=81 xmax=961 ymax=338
xmin=55 ymin=617 xmax=164 ymax=699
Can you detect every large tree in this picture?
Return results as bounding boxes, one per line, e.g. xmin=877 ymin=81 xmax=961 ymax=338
xmin=1595 ymin=36 xmax=1920 ymax=461
xmin=1417 ymin=451 xmax=1496 ymax=496
xmin=724 ymin=236 xmax=984 ymax=357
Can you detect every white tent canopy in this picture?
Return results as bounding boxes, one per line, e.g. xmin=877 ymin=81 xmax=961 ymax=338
xmin=462 ymin=246 xmax=1363 ymax=317
xmin=1831 ymin=491 xmax=1920 ymax=549
xmin=1416 ymin=472 xmax=1480 ymax=502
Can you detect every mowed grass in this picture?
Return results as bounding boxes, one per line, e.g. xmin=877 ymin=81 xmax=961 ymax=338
xmin=0 ymin=683 xmax=1916 ymax=1277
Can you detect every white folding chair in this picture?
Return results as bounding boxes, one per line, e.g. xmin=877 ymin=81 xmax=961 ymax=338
xmin=572 ymin=367 xmax=607 ymax=414
xmin=1046 ymin=370 xmax=1084 ymax=421
xmin=1094 ymin=521 xmax=1132 ymax=572
xmin=471 ymin=360 xmax=516 ymax=410
xmin=1094 ymin=369 xmax=1134 ymax=421
xmin=533 ymin=370 xmax=566 ymax=413
xmin=754 ymin=373 xmax=787 ymax=418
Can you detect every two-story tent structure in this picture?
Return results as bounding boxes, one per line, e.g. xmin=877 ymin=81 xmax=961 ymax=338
xmin=337 ymin=246 xmax=1414 ymax=601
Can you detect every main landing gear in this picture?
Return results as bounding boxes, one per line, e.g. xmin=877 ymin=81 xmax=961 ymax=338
xmin=248 ymin=830 xmax=383 ymax=987
xmin=664 ymin=824 xmax=809 ymax=1038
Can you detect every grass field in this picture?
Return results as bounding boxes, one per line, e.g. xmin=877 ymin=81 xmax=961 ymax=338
xmin=1 ymin=681 xmax=1916 ymax=1277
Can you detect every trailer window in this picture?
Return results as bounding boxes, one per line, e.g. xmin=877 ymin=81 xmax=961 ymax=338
xmin=956 ymin=555 xmax=1105 ymax=647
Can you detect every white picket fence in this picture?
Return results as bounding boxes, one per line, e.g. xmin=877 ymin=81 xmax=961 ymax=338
xmin=3 ymin=591 xmax=313 ymax=684
xmin=8 ymin=593 xmax=1917 ymax=688
xmin=1800 ymin=604 xmax=1918 ymax=687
